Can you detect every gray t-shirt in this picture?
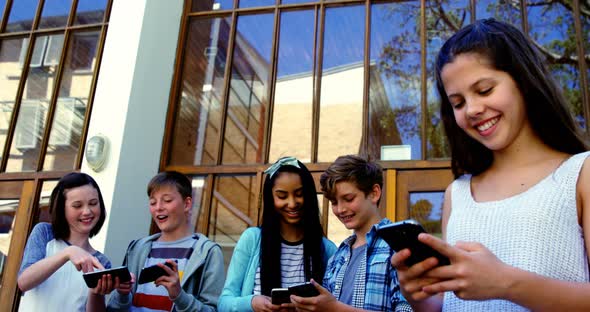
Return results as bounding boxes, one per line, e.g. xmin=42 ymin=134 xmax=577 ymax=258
xmin=338 ymin=244 xmax=366 ymax=305
xmin=19 ymin=222 xmax=111 ymax=275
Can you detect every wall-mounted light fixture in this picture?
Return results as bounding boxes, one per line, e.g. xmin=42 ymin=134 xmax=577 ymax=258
xmin=85 ymin=134 xmax=109 ymax=172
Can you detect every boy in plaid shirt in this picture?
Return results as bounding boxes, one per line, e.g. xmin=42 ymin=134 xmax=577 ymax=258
xmin=290 ymin=155 xmax=411 ymax=311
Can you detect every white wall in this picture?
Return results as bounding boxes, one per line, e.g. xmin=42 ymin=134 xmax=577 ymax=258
xmin=82 ymin=0 xmax=184 ymax=266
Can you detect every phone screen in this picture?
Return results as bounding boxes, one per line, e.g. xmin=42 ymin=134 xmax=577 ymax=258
xmin=377 ymin=219 xmax=450 ymax=267
xmin=271 ymin=288 xmax=291 ymax=305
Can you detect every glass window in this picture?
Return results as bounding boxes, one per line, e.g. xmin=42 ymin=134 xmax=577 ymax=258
xmin=425 ymin=0 xmax=470 ymax=159
xmin=369 ymin=1 xmax=421 ymax=161
xmin=238 ymin=0 xmax=275 ymax=8
xmin=0 ymin=38 xmax=29 ymax=164
xmin=409 ymin=191 xmax=444 ymax=237
xmin=476 ymin=0 xmax=522 ymax=28
xmin=5 ymin=0 xmax=39 ymax=32
xmin=528 ymin=2 xmax=585 ymax=130
xmin=269 ymin=9 xmax=315 ymax=163
xmin=192 ymin=0 xmax=234 ymax=12
xmin=317 ymin=5 xmax=365 ymax=163
xmin=43 ymin=30 xmax=100 ymax=171
xmin=169 ymin=17 xmax=231 ymax=166
xmin=74 ymin=0 xmax=107 ymax=25
xmin=0 ymin=180 xmax=23 ymax=290
xmin=208 ymin=174 xmax=259 ymax=269
xmin=221 ymin=13 xmax=274 ymax=164
xmin=38 ymin=0 xmax=70 ymax=29
xmin=6 ymin=34 xmax=64 ymax=172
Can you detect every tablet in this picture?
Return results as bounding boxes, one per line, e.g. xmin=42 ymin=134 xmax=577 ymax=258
xmin=82 ymin=266 xmax=131 ymax=288
xmin=137 ymin=261 xmax=176 ymax=284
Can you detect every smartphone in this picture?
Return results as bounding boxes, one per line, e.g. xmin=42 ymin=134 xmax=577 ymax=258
xmin=82 ymin=266 xmax=131 ymax=288
xmin=288 ymin=282 xmax=319 ymax=297
xmin=376 ymin=219 xmax=450 ymax=267
xmin=137 ymin=260 xmax=177 ymax=284
xmin=271 ymin=288 xmax=291 ymax=305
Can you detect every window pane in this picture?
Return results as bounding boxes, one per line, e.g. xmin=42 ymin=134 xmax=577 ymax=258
xmin=169 ymin=17 xmax=231 ymax=166
xmin=476 ymin=0 xmax=522 ymax=28
xmin=74 ymin=0 xmax=107 ymax=25
xmin=192 ymin=0 xmax=234 ymax=11
xmin=269 ymin=10 xmax=314 ymax=163
xmin=208 ymin=175 xmax=258 ymax=270
xmin=44 ymin=31 xmax=100 ymax=171
xmin=528 ymin=2 xmax=585 ymax=130
xmin=0 ymin=38 xmax=29 ymax=164
xmin=38 ymin=180 xmax=57 ymax=223
xmin=38 ymin=0 xmax=70 ymax=29
xmin=425 ymin=0 xmax=470 ymax=159
xmin=318 ymin=5 xmax=364 ymax=162
xmin=409 ymin=192 xmax=444 ymax=237
xmin=281 ymin=0 xmax=317 ymax=4
xmin=0 ymin=180 xmax=23 ymax=290
xmin=238 ymin=0 xmax=275 ymax=8
xmin=221 ymin=13 xmax=274 ymax=164
xmin=6 ymin=34 xmax=64 ymax=172
xmin=369 ymin=1 xmax=421 ymax=161
xmin=5 ymin=0 xmax=39 ymax=32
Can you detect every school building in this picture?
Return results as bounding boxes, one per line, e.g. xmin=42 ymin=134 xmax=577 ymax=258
xmin=0 ymin=0 xmax=588 ymax=310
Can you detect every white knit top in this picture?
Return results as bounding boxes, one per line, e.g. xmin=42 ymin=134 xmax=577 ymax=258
xmin=443 ymin=151 xmax=590 ymax=312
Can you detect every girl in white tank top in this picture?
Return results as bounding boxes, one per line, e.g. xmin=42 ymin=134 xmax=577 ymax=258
xmin=390 ymin=19 xmax=590 ymax=311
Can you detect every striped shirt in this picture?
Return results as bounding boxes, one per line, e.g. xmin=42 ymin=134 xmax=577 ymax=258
xmin=253 ymin=239 xmax=306 ymax=295
xmin=131 ymin=235 xmax=196 ymax=312
xmin=322 ymin=219 xmax=412 ymax=312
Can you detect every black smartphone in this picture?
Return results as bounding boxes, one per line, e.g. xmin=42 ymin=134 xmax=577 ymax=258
xmin=377 ymin=219 xmax=450 ymax=267
xmin=271 ymin=288 xmax=291 ymax=305
xmin=82 ymin=266 xmax=131 ymax=288
xmin=288 ymin=282 xmax=319 ymax=297
xmin=137 ymin=260 xmax=176 ymax=284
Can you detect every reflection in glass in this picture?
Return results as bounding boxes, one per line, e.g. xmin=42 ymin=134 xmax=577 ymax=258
xmin=318 ymin=5 xmax=364 ymax=163
xmin=221 ymin=13 xmax=274 ymax=164
xmin=326 ymin=200 xmax=352 ymax=247
xmin=281 ymin=0 xmax=317 ymax=4
xmin=74 ymin=0 xmax=107 ymax=25
xmin=192 ymin=0 xmax=234 ymax=11
xmin=269 ymin=10 xmax=314 ymax=163
xmin=238 ymin=0 xmax=275 ymax=8
xmin=169 ymin=17 xmax=231 ymax=166
xmin=5 ymin=0 xmax=38 ymax=32
xmin=38 ymin=0 xmax=70 ymax=29
xmin=208 ymin=175 xmax=258 ymax=268
xmin=188 ymin=176 xmax=206 ymax=231
xmin=0 ymin=38 xmax=29 ymax=164
xmin=409 ymin=191 xmax=444 ymax=237
xmin=475 ymin=0 xmax=521 ymax=28
xmin=0 ymin=180 xmax=23 ymax=289
xmin=528 ymin=3 xmax=584 ymax=130
xmin=44 ymin=31 xmax=100 ymax=171
xmin=6 ymin=34 xmax=64 ymax=172
xmin=38 ymin=180 xmax=58 ymax=223
xmin=369 ymin=2 xmax=421 ymax=160
xmin=425 ymin=0 xmax=469 ymax=159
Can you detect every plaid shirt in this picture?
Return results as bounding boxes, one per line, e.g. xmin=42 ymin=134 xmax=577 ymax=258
xmin=323 ymin=219 xmax=413 ymax=312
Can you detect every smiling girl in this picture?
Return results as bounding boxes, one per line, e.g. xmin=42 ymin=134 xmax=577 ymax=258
xmin=218 ymin=156 xmax=337 ymax=312
xmin=391 ymin=19 xmax=590 ymax=311
xmin=18 ymin=172 xmax=113 ymax=311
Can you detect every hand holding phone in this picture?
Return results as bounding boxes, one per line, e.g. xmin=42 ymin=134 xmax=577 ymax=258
xmin=377 ymin=219 xmax=450 ymax=267
xmin=82 ymin=266 xmax=131 ymax=288
xmin=137 ymin=260 xmax=177 ymax=284
xmin=271 ymin=282 xmax=320 ymax=304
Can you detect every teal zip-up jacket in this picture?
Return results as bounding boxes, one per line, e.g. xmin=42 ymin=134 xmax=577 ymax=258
xmin=107 ymin=233 xmax=225 ymax=312
xmin=217 ymin=227 xmax=337 ymax=312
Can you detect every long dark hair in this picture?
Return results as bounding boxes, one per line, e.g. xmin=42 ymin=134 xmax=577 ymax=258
xmin=51 ymin=172 xmax=106 ymax=240
xmin=435 ymin=18 xmax=588 ymax=178
xmin=259 ymin=159 xmax=326 ymax=296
